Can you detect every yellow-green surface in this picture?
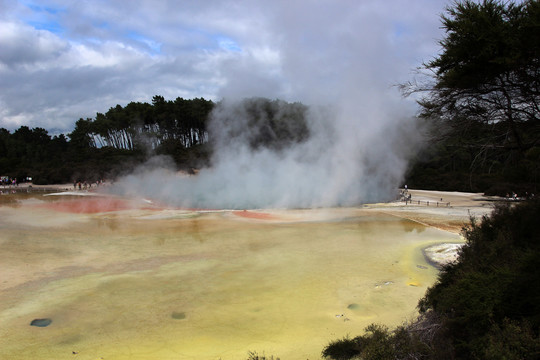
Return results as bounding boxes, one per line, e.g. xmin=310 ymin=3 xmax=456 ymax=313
xmin=0 ymin=197 xmax=460 ymax=359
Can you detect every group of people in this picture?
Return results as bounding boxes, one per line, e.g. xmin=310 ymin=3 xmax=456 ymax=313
xmin=1 ymin=177 xmax=18 ymax=187
xmin=506 ymin=192 xmax=535 ymax=201
xmin=399 ymin=185 xmax=412 ymax=202
xmin=73 ymin=179 xmax=104 ymax=190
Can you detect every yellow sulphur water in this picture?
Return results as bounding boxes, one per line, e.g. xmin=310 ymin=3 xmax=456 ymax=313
xmin=0 ymin=199 xmax=460 ymax=360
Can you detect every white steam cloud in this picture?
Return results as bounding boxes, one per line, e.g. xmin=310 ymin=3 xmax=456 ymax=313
xmin=109 ymin=1 xmax=435 ymax=209
xmin=112 ymin=96 xmax=422 ymax=209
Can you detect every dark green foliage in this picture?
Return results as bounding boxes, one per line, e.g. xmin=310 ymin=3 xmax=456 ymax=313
xmin=213 ymin=97 xmax=309 ymax=152
xmin=322 ymin=323 xmax=434 ymax=360
xmin=75 ymin=96 xmax=214 ymax=151
xmin=403 ymin=0 xmax=540 ymax=195
xmin=482 ymin=318 xmax=540 ymax=360
xmin=324 ymin=201 xmax=540 ymax=360
xmin=354 ymin=324 xmax=395 ymax=360
xmin=0 ymin=126 xmax=73 ymax=183
xmin=246 ymin=351 xmax=280 ymax=360
xmin=0 ymin=96 xmax=214 ymax=183
xmin=0 ymin=96 xmax=311 ymax=184
xmin=404 ymin=125 xmax=540 ymax=195
xmin=322 ymin=336 xmax=361 ymax=360
xmin=421 ymin=0 xmax=540 ymax=154
xmin=419 ymin=200 xmax=540 ymax=358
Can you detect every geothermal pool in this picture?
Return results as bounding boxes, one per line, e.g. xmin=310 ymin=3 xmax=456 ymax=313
xmin=0 ymin=193 xmax=461 ymax=359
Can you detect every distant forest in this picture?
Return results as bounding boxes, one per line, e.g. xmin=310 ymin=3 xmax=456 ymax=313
xmin=0 ymin=91 xmax=538 ymax=195
xmin=0 ymin=92 xmax=537 ymax=195
xmin=0 ymin=96 xmax=213 ymax=184
xmin=0 ymin=96 xmax=310 ymax=185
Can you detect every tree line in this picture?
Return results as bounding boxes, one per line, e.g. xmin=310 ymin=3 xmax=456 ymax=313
xmin=0 ymin=96 xmax=214 ymax=184
xmin=71 ymin=95 xmax=213 ymax=151
xmin=403 ymin=0 xmax=539 ymax=196
xmin=0 ymin=97 xmax=309 ymax=184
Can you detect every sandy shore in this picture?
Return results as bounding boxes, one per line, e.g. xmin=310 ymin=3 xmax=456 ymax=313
xmin=367 ymin=189 xmax=501 ymax=234
xmin=365 ymin=189 xmax=504 ymax=267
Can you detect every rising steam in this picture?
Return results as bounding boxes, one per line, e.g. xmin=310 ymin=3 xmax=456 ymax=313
xmin=110 ymin=2 xmax=429 ymax=209
xmin=111 ymin=96 xmax=422 ymax=209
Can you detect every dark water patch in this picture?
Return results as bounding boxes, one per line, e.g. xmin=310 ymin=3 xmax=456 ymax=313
xmin=171 ymin=312 xmax=186 ymax=320
xmin=347 ymin=303 xmax=360 ymax=310
xmin=30 ymin=318 xmax=52 ymax=327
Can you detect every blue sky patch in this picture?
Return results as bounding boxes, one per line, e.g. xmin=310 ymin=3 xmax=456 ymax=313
xmin=22 ymin=1 xmax=65 ymax=34
xmin=127 ymin=31 xmax=162 ymax=54
xmin=28 ymin=19 xmax=63 ymax=34
xmin=27 ymin=3 xmax=62 ymax=15
xmin=218 ymin=37 xmax=242 ymax=52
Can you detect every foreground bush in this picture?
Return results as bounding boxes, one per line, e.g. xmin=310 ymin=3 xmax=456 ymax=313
xmin=322 ymin=319 xmax=442 ymax=360
xmin=246 ymin=351 xmax=280 ymax=360
xmin=323 ymin=200 xmax=540 ymax=359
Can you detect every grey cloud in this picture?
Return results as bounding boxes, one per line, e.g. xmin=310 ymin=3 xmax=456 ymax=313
xmin=108 ymin=0 xmax=450 ymax=208
xmin=1 ymin=0 xmax=450 ymax=134
xmin=0 ymin=22 xmax=68 ymax=68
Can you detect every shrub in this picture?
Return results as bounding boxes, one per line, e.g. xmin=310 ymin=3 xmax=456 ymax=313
xmin=324 ymin=200 xmax=540 ymax=359
xmin=322 ymin=336 xmax=361 ymax=360
xmin=420 ymin=200 xmax=540 ymax=358
xmin=246 ymin=351 xmax=280 ymax=360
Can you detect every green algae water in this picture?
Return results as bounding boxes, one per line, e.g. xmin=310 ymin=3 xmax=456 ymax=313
xmin=0 ymin=195 xmax=460 ymax=359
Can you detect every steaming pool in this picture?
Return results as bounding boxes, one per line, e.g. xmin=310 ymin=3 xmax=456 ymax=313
xmin=0 ymin=193 xmax=461 ymax=359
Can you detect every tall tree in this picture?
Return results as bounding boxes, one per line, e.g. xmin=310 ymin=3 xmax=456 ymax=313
xmin=404 ymin=0 xmax=540 ymax=157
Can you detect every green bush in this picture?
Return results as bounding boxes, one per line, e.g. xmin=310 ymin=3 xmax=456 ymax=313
xmin=246 ymin=351 xmax=280 ymax=360
xmin=420 ymin=200 xmax=540 ymax=358
xmin=324 ymin=200 xmax=540 ymax=359
xmin=322 ymin=336 xmax=361 ymax=360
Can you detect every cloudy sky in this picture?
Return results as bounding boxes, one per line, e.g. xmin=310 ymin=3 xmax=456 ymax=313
xmin=0 ymin=0 xmax=449 ymax=134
